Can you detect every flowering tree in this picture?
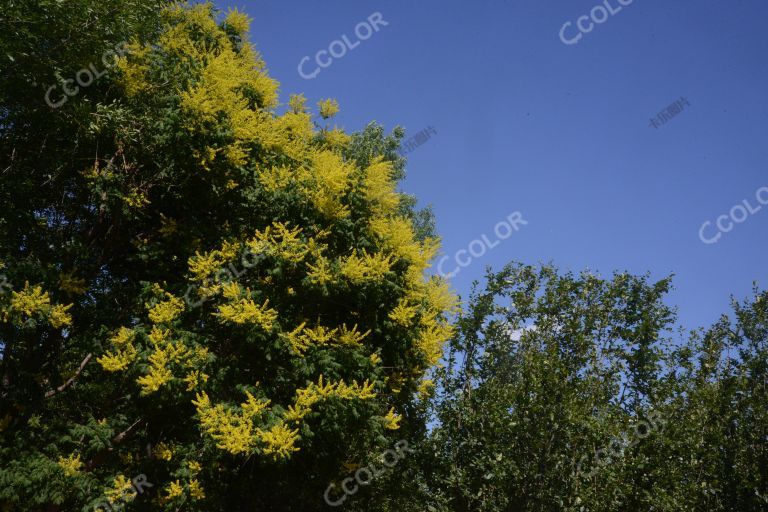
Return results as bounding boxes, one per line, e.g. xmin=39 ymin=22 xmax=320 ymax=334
xmin=0 ymin=3 xmax=455 ymax=510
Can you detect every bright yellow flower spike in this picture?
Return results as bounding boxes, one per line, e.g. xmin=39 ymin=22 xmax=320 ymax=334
xmin=317 ymin=98 xmax=340 ymax=119
xmin=247 ymin=222 xmax=309 ymax=264
xmin=362 ymin=156 xmax=400 ymax=215
xmin=257 ymin=423 xmax=300 ymax=459
xmin=105 ymin=475 xmax=137 ymax=504
xmin=389 ymin=300 xmax=419 ymax=327
xmin=382 ymin=408 xmax=402 ymax=430
xmin=97 ymin=344 xmax=138 ymax=373
xmin=193 ymin=392 xmax=256 ymax=455
xmin=165 ymin=480 xmax=184 ymax=500
xmin=339 ymin=250 xmax=394 ymax=284
xmin=154 ymin=442 xmax=173 ymax=461
xmin=147 ymin=293 xmax=185 ymax=324
xmin=216 ymin=297 xmax=278 ymax=329
xmin=283 ymin=375 xmax=377 ymax=423
xmin=8 ymin=282 xmax=73 ymax=329
xmin=189 ymin=478 xmax=206 ymax=500
xmin=57 ymin=453 xmax=82 ymax=477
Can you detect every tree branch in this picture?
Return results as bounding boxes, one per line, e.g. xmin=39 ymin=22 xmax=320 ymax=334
xmin=45 ymin=353 xmax=92 ymax=398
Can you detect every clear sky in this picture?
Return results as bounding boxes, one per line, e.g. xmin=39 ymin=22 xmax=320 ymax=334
xmin=224 ymin=0 xmax=768 ymax=331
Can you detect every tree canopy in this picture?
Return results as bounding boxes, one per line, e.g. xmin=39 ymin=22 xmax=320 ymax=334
xmin=1 ymin=2 xmax=454 ymax=510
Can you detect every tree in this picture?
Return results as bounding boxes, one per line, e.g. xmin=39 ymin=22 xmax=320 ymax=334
xmin=0 ymin=3 xmax=455 ymax=510
xmin=403 ymin=263 xmax=767 ymax=512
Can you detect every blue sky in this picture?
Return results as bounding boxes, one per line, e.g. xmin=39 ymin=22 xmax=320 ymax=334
xmin=225 ymin=0 xmax=768 ymax=331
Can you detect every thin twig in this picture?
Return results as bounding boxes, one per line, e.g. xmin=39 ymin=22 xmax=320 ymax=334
xmin=45 ymin=353 xmax=92 ymax=398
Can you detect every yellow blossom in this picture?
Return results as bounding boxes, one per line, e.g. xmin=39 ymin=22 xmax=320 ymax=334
xmin=224 ymin=8 xmax=251 ymax=35
xmin=105 ymin=475 xmax=137 ymax=504
xmin=97 ymin=343 xmax=138 ymax=372
xmin=48 ymin=303 xmax=73 ymax=328
xmin=257 ymin=423 xmax=300 ymax=459
xmin=216 ymin=297 xmax=278 ymax=330
xmin=147 ymin=293 xmax=185 ymax=324
xmin=241 ymin=390 xmax=271 ymax=417
xmin=389 ymin=300 xmax=419 ymax=327
xmin=154 ymin=442 xmax=173 ymax=461
xmin=339 ymin=250 xmax=393 ymax=284
xmin=417 ymin=379 xmax=435 ymax=399
xmin=382 ymin=408 xmax=402 ymax=430
xmin=317 ymin=98 xmax=340 ymax=119
xmin=9 ymin=282 xmax=50 ymax=317
xmin=183 ymin=370 xmax=209 ymax=391
xmin=306 ymin=255 xmax=334 ymax=285
xmin=165 ymin=480 xmax=184 ymax=500
xmin=57 ymin=453 xmax=82 ymax=476
xmin=362 ymin=157 xmax=399 ymax=215
xmin=189 ymin=479 xmax=205 ymax=500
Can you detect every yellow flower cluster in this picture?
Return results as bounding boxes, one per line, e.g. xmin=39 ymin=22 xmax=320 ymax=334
xmin=216 ymin=297 xmax=277 ymax=329
xmin=258 ymin=164 xmax=294 ymax=193
xmin=382 ymin=408 xmax=402 ymax=430
xmin=415 ymin=314 xmax=455 ymax=368
xmin=223 ymin=8 xmax=251 ymax=34
xmin=187 ymin=240 xmax=241 ymax=298
xmin=284 ymin=375 xmax=377 ymax=423
xmin=257 ymin=423 xmax=300 ymax=459
xmin=165 ymin=480 xmax=184 ymax=500
xmin=7 ymin=282 xmax=73 ymax=329
xmin=183 ymin=369 xmax=209 ymax=391
xmin=189 ymin=478 xmax=205 ymax=500
xmin=122 ymin=3 xmax=283 ymax=168
xmin=308 ymin=150 xmax=354 ymax=219
xmin=339 ymin=250 xmax=394 ymax=284
xmin=417 ymin=378 xmax=435 ymax=399
xmin=391 ymin=276 xmax=459 ymax=369
xmin=154 ymin=442 xmax=173 ymax=461
xmin=306 ymin=255 xmax=334 ymax=285
xmin=59 ymin=272 xmax=87 ymax=295
xmin=105 ymin=475 xmax=137 ymax=504
xmin=193 ymin=392 xmax=258 ymax=455
xmin=57 ymin=453 xmax=82 ymax=476
xmin=97 ymin=327 xmax=138 ymax=372
xmin=134 ymin=327 xmax=208 ymax=395
xmin=157 ymin=461 xmax=206 ymax=502
xmin=246 ymin=222 xmax=309 ymax=264
xmin=281 ymin=323 xmax=370 ymax=354
xmin=323 ymin=127 xmax=352 ymax=148
xmin=147 ymin=293 xmax=185 ymax=324
xmin=388 ymin=299 xmax=419 ymax=327
xmin=193 ymin=389 xmax=299 ymax=461
xmin=317 ymin=98 xmax=340 ymax=119
xmin=362 ymin=157 xmax=400 ymax=215
xmin=370 ymin=216 xmax=441 ymax=271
